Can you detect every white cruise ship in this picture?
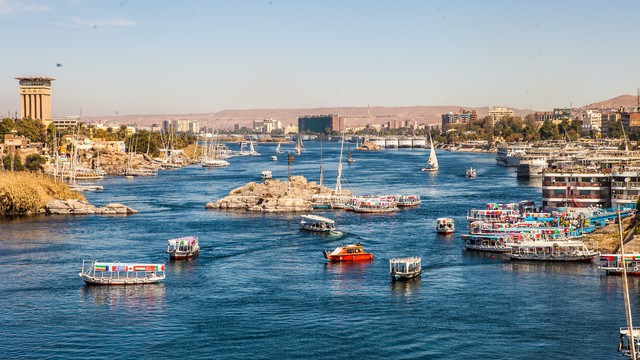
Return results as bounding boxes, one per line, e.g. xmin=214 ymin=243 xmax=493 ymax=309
xmin=496 ymin=143 xmax=531 ymax=167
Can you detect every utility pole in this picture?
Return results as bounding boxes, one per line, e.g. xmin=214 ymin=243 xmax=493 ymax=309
xmin=287 ymin=151 xmax=294 ymax=194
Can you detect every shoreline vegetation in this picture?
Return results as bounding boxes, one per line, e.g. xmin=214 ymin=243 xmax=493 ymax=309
xmin=0 ymin=171 xmax=85 ymax=215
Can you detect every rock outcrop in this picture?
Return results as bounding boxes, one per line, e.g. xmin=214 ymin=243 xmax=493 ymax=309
xmin=356 ymin=141 xmax=382 ymax=151
xmin=207 ymin=175 xmax=348 ymax=212
xmin=45 ymin=199 xmax=138 ymax=215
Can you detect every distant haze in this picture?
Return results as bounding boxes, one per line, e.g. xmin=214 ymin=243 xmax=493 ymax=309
xmin=84 ymin=94 xmax=639 ymax=129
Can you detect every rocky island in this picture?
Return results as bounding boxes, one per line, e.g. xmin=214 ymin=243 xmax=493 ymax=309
xmin=0 ymin=171 xmax=137 ymax=216
xmin=206 ymin=175 xmax=349 ymax=212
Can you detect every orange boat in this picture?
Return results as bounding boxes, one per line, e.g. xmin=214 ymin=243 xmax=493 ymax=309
xmin=323 ymin=243 xmax=374 ymax=262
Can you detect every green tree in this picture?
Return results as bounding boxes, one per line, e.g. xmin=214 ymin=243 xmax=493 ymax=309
xmin=0 ymin=118 xmax=16 ymax=135
xmin=25 ymin=154 xmax=46 ymax=172
xmin=15 ymin=118 xmax=46 ymax=142
xmin=2 ymin=154 xmax=24 ymax=171
xmin=538 ymin=120 xmax=559 ymax=140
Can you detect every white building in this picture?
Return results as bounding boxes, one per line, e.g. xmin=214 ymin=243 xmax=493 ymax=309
xmin=582 ymin=110 xmax=602 ymax=133
xmin=51 ymin=115 xmax=79 ymax=130
xmin=253 ymin=118 xmax=282 ymax=133
xmin=488 ymin=107 xmax=515 ymax=124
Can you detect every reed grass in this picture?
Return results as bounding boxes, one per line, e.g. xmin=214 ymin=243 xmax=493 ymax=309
xmin=0 ymin=171 xmax=85 ymax=215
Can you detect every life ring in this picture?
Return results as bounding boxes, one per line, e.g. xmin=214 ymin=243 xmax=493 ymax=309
xmin=352 ymin=256 xmax=355 ymax=260
xmin=616 ymin=267 xmax=623 ymax=272
xmin=533 ymin=255 xmax=538 ymax=259
xmin=549 ymin=255 xmax=554 ymax=259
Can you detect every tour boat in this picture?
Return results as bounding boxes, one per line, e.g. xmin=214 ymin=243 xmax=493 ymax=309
xmin=599 ymin=254 xmax=640 ymax=276
xmin=462 ymin=233 xmax=514 ymax=253
xmin=619 ymin=327 xmax=640 ymax=358
xmin=509 ymin=241 xmax=598 ymax=262
xmin=421 ymin=133 xmax=439 ymax=172
xmin=436 ymin=217 xmax=455 ymax=234
xmin=466 ymin=167 xmax=477 ymax=178
xmin=166 ymin=236 xmax=200 ymax=260
xmin=271 ymin=155 xmax=278 ymax=161
xmin=300 ymin=214 xmax=335 ymax=233
xmin=79 ymin=260 xmax=165 ymax=285
xmin=202 ymin=158 xmax=230 ymax=168
xmin=261 ymin=170 xmax=273 ymax=179
xmin=348 ymin=196 xmax=398 ymax=213
xmin=389 ymin=257 xmax=422 ymax=280
xmin=323 ymin=243 xmax=374 ymax=262
xmin=391 ymin=195 xmax=421 ymax=207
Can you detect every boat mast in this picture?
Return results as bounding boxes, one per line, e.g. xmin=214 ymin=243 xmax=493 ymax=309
xmin=319 ymin=136 xmax=324 ymax=187
xmin=619 ymin=205 xmax=637 ymax=359
xmin=335 ymin=133 xmax=344 ymax=195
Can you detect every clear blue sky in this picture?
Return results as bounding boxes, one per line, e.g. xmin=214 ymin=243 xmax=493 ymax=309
xmin=1 ymin=0 xmax=638 ymax=117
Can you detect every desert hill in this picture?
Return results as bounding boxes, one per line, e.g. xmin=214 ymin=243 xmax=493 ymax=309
xmin=581 ymin=94 xmax=638 ymax=110
xmin=85 ymin=105 xmax=534 ymax=129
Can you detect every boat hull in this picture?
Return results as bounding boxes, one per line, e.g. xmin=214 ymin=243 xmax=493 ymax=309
xmin=79 ymin=274 xmax=164 ymax=285
xmin=510 ymin=253 xmax=597 ymax=262
xmin=323 ymin=251 xmax=374 ymax=262
xmin=167 ymin=249 xmax=199 ymax=260
xmin=464 ymin=244 xmax=512 ymax=253
xmin=391 ymin=269 xmax=421 ymax=280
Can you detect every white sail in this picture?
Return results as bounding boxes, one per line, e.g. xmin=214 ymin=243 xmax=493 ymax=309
xmin=276 ymin=142 xmax=283 ymax=154
xmin=422 ymin=133 xmax=439 ymax=171
xmin=294 ymin=136 xmax=303 ymax=155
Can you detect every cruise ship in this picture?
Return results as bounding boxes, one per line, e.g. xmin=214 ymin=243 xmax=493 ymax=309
xmin=496 ymin=143 xmax=531 ymax=167
xmin=611 ymin=165 xmax=640 ymax=208
xmin=541 ymin=166 xmax=611 ymax=209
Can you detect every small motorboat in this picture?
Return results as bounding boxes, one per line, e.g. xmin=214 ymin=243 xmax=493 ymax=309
xmin=466 ymin=167 xmax=477 ymax=178
xmin=323 ymin=243 xmax=374 ymax=262
xmin=261 ymin=170 xmax=273 ymax=179
xmin=300 ymin=214 xmax=335 ymax=233
xmin=389 ymin=257 xmax=422 ymax=280
xmin=271 ymin=156 xmax=278 ymax=161
xmin=436 ymin=217 xmax=455 ymax=234
xmin=166 ymin=236 xmax=200 ymax=260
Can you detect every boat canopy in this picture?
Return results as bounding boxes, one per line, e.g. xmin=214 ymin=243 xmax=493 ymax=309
xmin=168 ymin=236 xmax=198 ymax=246
xmin=93 ymin=262 xmax=165 ymax=272
xmin=300 ymin=215 xmax=334 ymax=224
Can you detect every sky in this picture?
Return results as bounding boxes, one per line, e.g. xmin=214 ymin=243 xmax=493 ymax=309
xmin=0 ymin=0 xmax=638 ymax=117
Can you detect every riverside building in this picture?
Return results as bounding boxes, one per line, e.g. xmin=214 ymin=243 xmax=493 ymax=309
xmin=298 ymin=115 xmax=344 ymax=133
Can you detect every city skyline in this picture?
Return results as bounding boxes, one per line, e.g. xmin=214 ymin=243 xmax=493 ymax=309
xmin=1 ymin=0 xmax=639 ymax=118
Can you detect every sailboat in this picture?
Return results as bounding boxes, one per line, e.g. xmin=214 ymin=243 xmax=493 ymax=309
xmin=294 ymin=135 xmax=303 ymax=155
xmin=421 ymin=133 xmax=439 ymax=172
xmin=275 ymin=141 xmax=284 ymax=154
xmin=248 ymin=141 xmax=260 ymax=156
xmin=347 ymin=146 xmax=355 ymax=163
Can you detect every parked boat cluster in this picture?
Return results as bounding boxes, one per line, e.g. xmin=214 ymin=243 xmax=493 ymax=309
xmin=460 ymin=200 xmax=637 ymax=266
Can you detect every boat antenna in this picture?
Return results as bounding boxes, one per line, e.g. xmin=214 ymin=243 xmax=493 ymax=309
xmin=619 ymin=204 xmax=637 ymax=360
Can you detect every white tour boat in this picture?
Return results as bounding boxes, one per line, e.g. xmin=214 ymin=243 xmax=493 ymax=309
xmin=300 ymin=214 xmax=335 ymax=233
xmin=436 ymin=217 xmax=455 ymax=234
xmin=166 ymin=236 xmax=200 ymax=260
xmin=509 ymin=241 xmax=598 ymax=262
xmin=390 ymin=257 xmax=422 ymax=280
xmin=79 ymin=260 xmax=166 ymax=285
xmin=462 ymin=233 xmax=514 ymax=253
xmin=271 ymin=155 xmax=278 ymax=161
xmin=261 ymin=170 xmax=273 ymax=179
xmin=466 ymin=167 xmax=477 ymax=178
xmin=599 ymin=254 xmax=640 ymax=276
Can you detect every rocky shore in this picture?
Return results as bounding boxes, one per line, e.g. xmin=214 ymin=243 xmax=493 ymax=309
xmin=356 ymin=141 xmax=382 ymax=151
xmin=206 ymin=175 xmax=347 ymax=212
xmin=585 ymin=214 xmax=640 ymax=253
xmin=45 ymin=199 xmax=138 ymax=215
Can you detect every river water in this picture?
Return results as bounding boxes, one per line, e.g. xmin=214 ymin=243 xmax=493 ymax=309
xmin=0 ymin=141 xmax=634 ymax=359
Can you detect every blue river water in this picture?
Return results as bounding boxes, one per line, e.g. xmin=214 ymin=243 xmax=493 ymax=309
xmin=0 ymin=141 xmax=636 ymax=359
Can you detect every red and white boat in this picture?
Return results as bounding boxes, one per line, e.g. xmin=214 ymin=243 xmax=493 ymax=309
xmin=323 ymin=243 xmax=374 ymax=262
xmin=600 ymin=254 xmax=640 ymax=276
xmin=166 ymin=236 xmax=200 ymax=260
xmin=436 ymin=218 xmax=455 ymax=234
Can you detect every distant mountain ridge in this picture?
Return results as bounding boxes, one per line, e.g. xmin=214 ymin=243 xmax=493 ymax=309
xmin=84 ymin=94 xmax=637 ymax=128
